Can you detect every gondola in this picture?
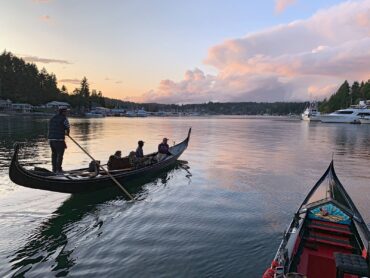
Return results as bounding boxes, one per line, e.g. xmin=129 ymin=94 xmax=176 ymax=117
xmin=9 ymin=128 xmax=191 ymax=194
xmin=263 ymin=161 xmax=370 ymax=278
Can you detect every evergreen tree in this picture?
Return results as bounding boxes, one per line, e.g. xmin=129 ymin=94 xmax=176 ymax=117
xmin=319 ymin=81 xmax=350 ymax=112
xmin=79 ymin=77 xmax=90 ymax=110
xmin=350 ymin=81 xmax=361 ymax=105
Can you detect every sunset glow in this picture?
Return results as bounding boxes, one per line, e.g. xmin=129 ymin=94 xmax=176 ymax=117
xmin=1 ymin=0 xmax=369 ymax=103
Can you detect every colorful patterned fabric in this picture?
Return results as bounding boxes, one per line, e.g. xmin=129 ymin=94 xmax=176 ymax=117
xmin=308 ymin=203 xmax=351 ymax=224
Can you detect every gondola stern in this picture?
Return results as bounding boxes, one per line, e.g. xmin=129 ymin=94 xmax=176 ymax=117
xmin=9 ymin=143 xmax=22 ymax=184
xmin=10 ymin=143 xmax=21 ymax=167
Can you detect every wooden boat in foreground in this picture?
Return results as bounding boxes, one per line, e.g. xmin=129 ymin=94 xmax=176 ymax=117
xmin=263 ymin=161 xmax=369 ymax=278
xmin=9 ymin=128 xmax=191 ymax=194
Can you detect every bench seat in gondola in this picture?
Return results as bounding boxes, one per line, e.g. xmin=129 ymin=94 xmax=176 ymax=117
xmin=305 ymin=232 xmax=354 ymax=250
xmin=308 ymin=220 xmax=352 ymax=236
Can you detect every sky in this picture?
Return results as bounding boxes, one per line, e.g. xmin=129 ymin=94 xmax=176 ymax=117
xmin=1 ymin=0 xmax=370 ymax=104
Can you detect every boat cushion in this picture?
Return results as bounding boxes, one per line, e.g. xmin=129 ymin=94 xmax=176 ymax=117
xmin=308 ymin=203 xmax=350 ymax=225
xmin=334 ymin=253 xmax=368 ymax=276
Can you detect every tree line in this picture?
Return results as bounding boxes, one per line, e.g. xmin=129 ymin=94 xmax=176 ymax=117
xmin=3 ymin=50 xmax=368 ymax=115
xmin=319 ymin=80 xmax=370 ymax=113
xmin=0 ymin=51 xmax=105 ymax=111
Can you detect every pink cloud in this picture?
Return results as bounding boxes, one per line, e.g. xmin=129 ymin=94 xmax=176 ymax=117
xmin=39 ymin=15 xmax=51 ymax=22
xmin=141 ymin=0 xmax=370 ymax=104
xmin=275 ymin=0 xmax=296 ymax=13
xmin=33 ymin=0 xmax=52 ymax=3
xmin=307 ymin=84 xmax=338 ymax=100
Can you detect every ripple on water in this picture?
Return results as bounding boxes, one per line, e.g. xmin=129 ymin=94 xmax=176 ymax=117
xmin=0 ymin=117 xmax=369 ymax=277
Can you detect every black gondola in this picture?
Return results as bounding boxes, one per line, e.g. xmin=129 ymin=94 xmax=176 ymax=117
xmin=263 ymin=161 xmax=370 ymax=278
xmin=9 ymin=128 xmax=191 ymax=194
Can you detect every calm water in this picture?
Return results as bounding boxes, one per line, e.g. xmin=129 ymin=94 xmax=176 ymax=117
xmin=0 ymin=115 xmax=369 ymax=277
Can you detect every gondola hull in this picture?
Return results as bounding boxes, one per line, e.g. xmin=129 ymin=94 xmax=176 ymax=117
xmin=9 ymin=128 xmax=191 ymax=194
xmin=263 ymin=161 xmax=369 ymax=278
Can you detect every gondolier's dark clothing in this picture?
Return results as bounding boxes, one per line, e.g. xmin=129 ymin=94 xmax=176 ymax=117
xmin=48 ymin=114 xmax=70 ymax=172
xmin=49 ymin=141 xmax=66 ymax=173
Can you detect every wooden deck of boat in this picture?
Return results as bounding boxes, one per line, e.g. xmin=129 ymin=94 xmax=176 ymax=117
xmin=294 ymin=219 xmax=360 ymax=278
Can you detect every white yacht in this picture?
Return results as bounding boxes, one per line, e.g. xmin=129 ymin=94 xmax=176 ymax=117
xmin=359 ymin=117 xmax=370 ymax=124
xmin=301 ymin=102 xmax=321 ymax=121
xmin=85 ymin=110 xmax=105 ymax=118
xmin=124 ymin=110 xmax=137 ymax=117
xmin=359 ymin=111 xmax=370 ymax=124
xmin=136 ymin=109 xmax=148 ymax=117
xmin=319 ymin=101 xmax=370 ymax=123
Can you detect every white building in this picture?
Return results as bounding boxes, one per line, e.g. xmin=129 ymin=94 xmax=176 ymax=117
xmin=45 ymin=101 xmax=71 ymax=109
xmin=12 ymin=103 xmax=32 ymax=113
xmin=0 ymin=99 xmax=12 ymax=110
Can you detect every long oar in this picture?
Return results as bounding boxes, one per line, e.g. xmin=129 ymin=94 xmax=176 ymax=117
xmin=67 ymin=135 xmax=134 ymax=200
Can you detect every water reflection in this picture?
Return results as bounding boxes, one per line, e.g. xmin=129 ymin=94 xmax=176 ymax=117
xmin=7 ymin=163 xmax=189 ymax=277
xmin=1 ymin=116 xmax=369 ymax=277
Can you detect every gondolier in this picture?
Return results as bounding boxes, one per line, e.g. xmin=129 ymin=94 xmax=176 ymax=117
xmin=48 ymin=106 xmax=70 ymax=173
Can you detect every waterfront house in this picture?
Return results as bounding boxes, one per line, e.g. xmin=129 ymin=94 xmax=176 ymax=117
xmin=92 ymin=106 xmax=111 ymax=116
xmin=45 ymin=101 xmax=71 ymax=109
xmin=11 ymin=103 xmax=32 ymax=113
xmin=0 ymin=99 xmax=12 ymax=111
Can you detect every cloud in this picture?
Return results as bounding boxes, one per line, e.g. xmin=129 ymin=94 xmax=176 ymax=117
xmin=59 ymin=79 xmax=81 ymax=85
xmin=275 ymin=0 xmax=296 ymax=13
xmin=39 ymin=15 xmax=51 ymax=22
xmin=33 ymin=0 xmax=52 ymax=3
xmin=116 ymin=80 xmax=123 ymax=84
xmin=21 ymin=55 xmax=71 ymax=64
xmin=142 ymin=0 xmax=370 ymax=104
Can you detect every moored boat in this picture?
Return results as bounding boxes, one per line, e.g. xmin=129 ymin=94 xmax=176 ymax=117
xmin=136 ymin=109 xmax=149 ymax=117
xmin=9 ymin=128 xmax=191 ymax=194
xmin=85 ymin=111 xmax=105 ymax=118
xmin=319 ymin=101 xmax=370 ymax=124
xmin=359 ymin=116 xmax=370 ymax=124
xmin=359 ymin=117 xmax=370 ymax=124
xmin=301 ymin=102 xmax=321 ymax=122
xmin=263 ymin=161 xmax=369 ymax=278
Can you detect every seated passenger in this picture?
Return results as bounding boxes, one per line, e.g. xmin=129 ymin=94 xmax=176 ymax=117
xmin=158 ymin=138 xmax=171 ymax=155
xmin=156 ymin=138 xmax=172 ymax=161
xmin=107 ymin=150 xmax=126 ymax=170
xmin=136 ymin=140 xmax=144 ymax=158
